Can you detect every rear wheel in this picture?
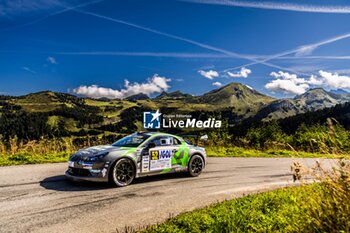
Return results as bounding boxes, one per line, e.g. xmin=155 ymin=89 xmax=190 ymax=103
xmin=188 ymin=155 xmax=204 ymax=177
xmin=110 ymin=158 xmax=135 ymax=187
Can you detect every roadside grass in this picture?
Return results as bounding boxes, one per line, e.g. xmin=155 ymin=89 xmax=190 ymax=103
xmin=206 ymin=146 xmax=350 ymax=159
xmin=139 ymin=176 xmax=350 ymax=233
xmin=0 ymin=152 xmax=70 ymax=166
xmin=140 ymin=185 xmax=317 ymax=233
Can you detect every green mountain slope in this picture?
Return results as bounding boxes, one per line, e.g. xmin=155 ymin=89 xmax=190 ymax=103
xmin=2 ymin=83 xmax=349 ymax=141
xmin=254 ymin=88 xmax=350 ymax=120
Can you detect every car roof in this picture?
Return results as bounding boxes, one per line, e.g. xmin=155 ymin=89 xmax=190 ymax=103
xmin=135 ymin=131 xmax=181 ymax=138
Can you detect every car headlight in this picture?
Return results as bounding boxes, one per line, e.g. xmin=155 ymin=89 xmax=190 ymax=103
xmin=88 ymin=152 xmax=109 ymax=161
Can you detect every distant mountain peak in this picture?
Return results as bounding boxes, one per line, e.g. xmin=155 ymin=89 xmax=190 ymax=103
xmin=125 ymin=93 xmax=149 ymax=101
xmin=155 ymin=90 xmax=191 ymax=100
xmin=330 ymin=89 xmax=349 ymax=95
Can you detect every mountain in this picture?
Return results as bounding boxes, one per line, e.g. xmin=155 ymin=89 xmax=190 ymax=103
xmin=189 ymin=83 xmax=275 ymax=116
xmin=254 ymin=88 xmax=350 ymax=120
xmin=12 ymin=91 xmax=85 ymax=112
xmin=3 ymin=83 xmax=350 ymax=141
xmin=125 ymin=93 xmax=149 ymax=101
xmin=155 ymin=91 xmax=191 ymax=100
xmin=330 ymin=89 xmax=349 ymax=95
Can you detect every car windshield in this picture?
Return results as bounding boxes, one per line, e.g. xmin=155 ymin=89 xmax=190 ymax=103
xmin=112 ymin=134 xmax=150 ymax=147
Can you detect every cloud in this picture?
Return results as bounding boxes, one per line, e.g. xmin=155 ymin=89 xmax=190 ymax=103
xmin=22 ymin=67 xmax=36 ymax=74
xmin=319 ymin=70 xmax=350 ymax=89
xmin=212 ymin=82 xmax=222 ymax=87
xmin=270 ymin=71 xmax=307 ymax=84
xmin=308 ymin=75 xmax=324 ymax=85
xmin=73 ymin=74 xmax=171 ymax=99
xmin=294 ymin=45 xmax=317 ymax=56
xmin=265 ymin=79 xmax=309 ymax=95
xmin=265 ymin=71 xmax=314 ymax=95
xmin=227 ymin=67 xmax=251 ymax=78
xmin=267 ymin=71 xmax=310 ymax=94
xmin=198 ymin=70 xmax=219 ymax=80
xmin=265 ymin=70 xmax=350 ymax=94
xmin=47 ymin=56 xmax=57 ymax=64
xmin=181 ymin=0 xmax=350 ymax=14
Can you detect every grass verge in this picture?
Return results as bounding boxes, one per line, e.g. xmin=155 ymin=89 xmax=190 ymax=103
xmin=140 ymin=183 xmax=349 ymax=233
xmin=0 ymin=152 xmax=70 ymax=166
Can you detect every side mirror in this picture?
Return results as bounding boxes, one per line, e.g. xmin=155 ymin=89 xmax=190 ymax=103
xmin=147 ymin=143 xmax=156 ymax=149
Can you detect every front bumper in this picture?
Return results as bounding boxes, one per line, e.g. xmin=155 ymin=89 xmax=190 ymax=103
xmin=65 ymin=160 xmax=111 ymax=183
xmin=65 ymin=171 xmax=108 ymax=182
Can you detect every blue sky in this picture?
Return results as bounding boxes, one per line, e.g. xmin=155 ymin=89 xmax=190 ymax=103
xmin=1 ymin=0 xmax=350 ymax=98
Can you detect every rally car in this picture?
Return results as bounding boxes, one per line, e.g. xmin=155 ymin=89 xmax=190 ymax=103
xmin=65 ymin=132 xmax=206 ymax=186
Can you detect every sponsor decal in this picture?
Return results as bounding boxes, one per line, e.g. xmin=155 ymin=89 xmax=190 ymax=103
xmin=149 ymin=149 xmax=171 ymax=171
xmin=151 ymin=150 xmax=159 ymax=160
xmin=150 ymin=159 xmax=171 ymax=171
xmin=143 ymin=109 xmax=221 ymax=129
xmin=159 ymin=149 xmax=172 ymax=159
xmin=142 ymin=155 xmax=150 ymax=172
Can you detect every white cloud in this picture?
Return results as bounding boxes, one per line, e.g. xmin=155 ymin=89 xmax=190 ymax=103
xmin=182 ymin=0 xmax=350 ymax=14
xmin=47 ymin=56 xmax=57 ymax=64
xmin=265 ymin=70 xmax=350 ymax=95
xmin=295 ymin=45 xmax=317 ymax=56
xmin=308 ymin=75 xmax=324 ymax=85
xmin=265 ymin=79 xmax=309 ymax=95
xmin=266 ymin=71 xmax=314 ymax=95
xmin=227 ymin=67 xmax=251 ymax=78
xmin=198 ymin=70 xmax=219 ymax=80
xmin=73 ymin=74 xmax=171 ymax=99
xmin=319 ymin=70 xmax=350 ymax=89
xmin=270 ymin=71 xmax=306 ymax=84
xmin=212 ymin=82 xmax=222 ymax=87
xmin=22 ymin=67 xmax=36 ymax=74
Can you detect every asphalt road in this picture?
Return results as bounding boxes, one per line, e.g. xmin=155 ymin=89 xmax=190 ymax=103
xmin=0 ymin=157 xmax=335 ymax=233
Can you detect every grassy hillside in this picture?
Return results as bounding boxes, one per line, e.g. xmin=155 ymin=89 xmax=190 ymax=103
xmin=0 ymin=83 xmax=276 ymax=140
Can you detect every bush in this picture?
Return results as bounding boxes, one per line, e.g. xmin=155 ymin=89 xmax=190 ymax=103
xmin=245 ymin=120 xmax=291 ymax=149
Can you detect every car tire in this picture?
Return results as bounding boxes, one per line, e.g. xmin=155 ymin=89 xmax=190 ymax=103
xmin=188 ymin=154 xmax=204 ymax=177
xmin=110 ymin=158 xmax=136 ymax=187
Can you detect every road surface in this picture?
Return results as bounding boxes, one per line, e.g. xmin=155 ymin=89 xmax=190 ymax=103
xmin=0 ymin=157 xmax=334 ymax=233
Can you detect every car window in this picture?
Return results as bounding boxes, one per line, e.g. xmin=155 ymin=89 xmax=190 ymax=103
xmin=173 ymin=137 xmax=182 ymax=145
xmin=112 ymin=134 xmax=150 ymax=147
xmin=148 ymin=136 xmax=173 ymax=146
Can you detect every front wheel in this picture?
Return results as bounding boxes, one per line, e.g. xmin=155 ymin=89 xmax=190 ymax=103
xmin=188 ymin=155 xmax=204 ymax=177
xmin=110 ymin=158 xmax=135 ymax=187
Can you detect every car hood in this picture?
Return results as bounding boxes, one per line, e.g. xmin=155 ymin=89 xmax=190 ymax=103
xmin=75 ymin=145 xmax=135 ymax=157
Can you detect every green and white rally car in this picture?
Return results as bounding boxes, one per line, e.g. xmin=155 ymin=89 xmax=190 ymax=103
xmin=65 ymin=132 xmax=206 ymax=186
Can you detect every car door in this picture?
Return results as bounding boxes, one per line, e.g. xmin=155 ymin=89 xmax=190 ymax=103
xmin=171 ymin=137 xmax=189 ymax=167
xmin=140 ymin=136 xmax=176 ymax=174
